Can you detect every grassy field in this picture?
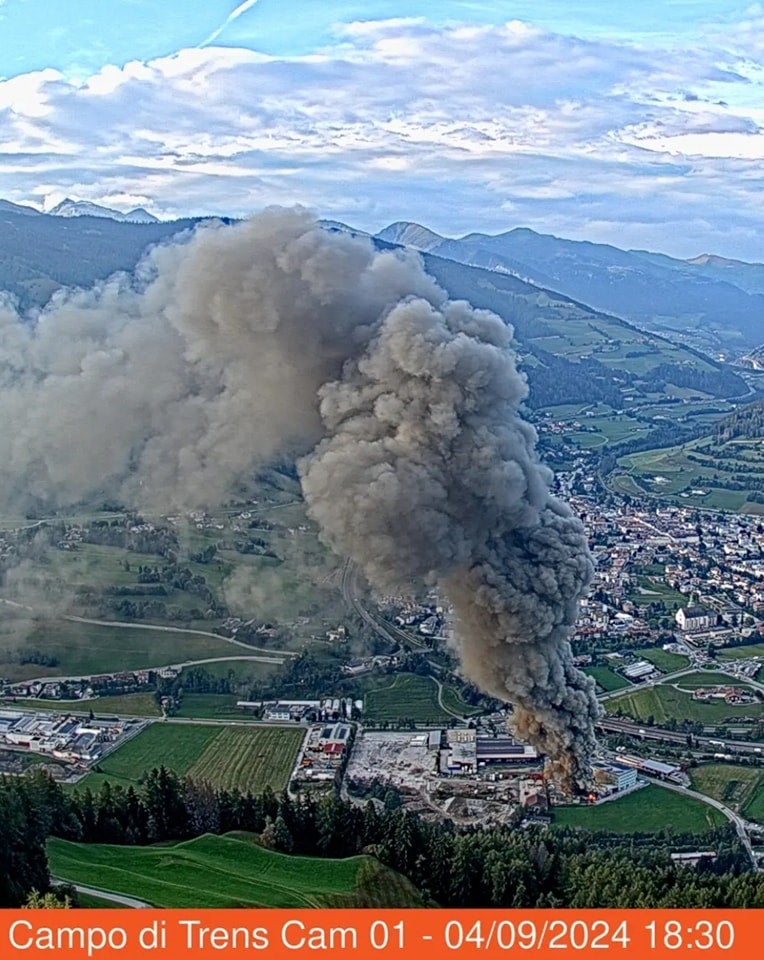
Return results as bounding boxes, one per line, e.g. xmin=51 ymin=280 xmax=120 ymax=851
xmin=584 ymin=666 xmax=630 ymax=692
xmin=183 ymin=659 xmax=280 ymax=684
xmin=187 ymin=725 xmax=304 ymax=793
xmin=630 ymin=579 xmax=686 ymax=611
xmin=174 ymin=693 xmax=255 ymax=720
xmin=0 ymin=618 xmax=243 ymax=681
xmin=364 ymin=674 xmax=453 ymax=723
xmin=47 ymin=833 xmax=422 ymax=908
xmin=438 ymin=684 xmax=483 ymax=717
xmin=672 ymin=672 xmax=749 ymax=688
xmin=608 ymin=681 xmax=764 ymax=724
xmin=1 ymin=692 xmax=162 ymax=716
xmin=74 ymin=892 xmax=124 ymax=908
xmin=718 ymin=642 xmax=764 ymax=661
xmin=553 ymin=785 xmax=725 ymax=833
xmin=689 ymin=763 xmax=764 ymax=821
xmin=76 ymin=723 xmax=303 ymax=793
xmin=634 ymin=648 xmax=689 ymax=672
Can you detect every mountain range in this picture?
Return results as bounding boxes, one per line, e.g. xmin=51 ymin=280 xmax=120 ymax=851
xmin=0 ymin=200 xmax=758 ymax=414
xmin=0 ymin=197 xmax=159 ymax=223
xmin=48 ymin=198 xmax=159 ymax=223
xmin=376 ymin=222 xmax=764 ymax=355
xmin=0 ymin=201 xmax=192 ymax=308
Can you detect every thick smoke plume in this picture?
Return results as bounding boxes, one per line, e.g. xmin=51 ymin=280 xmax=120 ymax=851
xmin=0 ymin=208 xmax=600 ymax=786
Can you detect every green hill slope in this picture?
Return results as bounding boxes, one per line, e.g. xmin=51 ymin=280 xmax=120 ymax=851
xmin=47 ymin=833 xmax=423 ymax=908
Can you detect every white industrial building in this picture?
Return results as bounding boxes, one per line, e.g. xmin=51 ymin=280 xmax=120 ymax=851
xmin=622 ymin=660 xmax=656 ymax=681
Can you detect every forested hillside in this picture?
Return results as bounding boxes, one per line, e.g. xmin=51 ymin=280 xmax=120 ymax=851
xmin=716 ymin=400 xmax=764 ymax=442
xmin=0 ymin=206 xmax=195 ymax=309
xmin=2 ymin=768 xmax=763 ymax=908
xmin=1 ymin=208 xmax=750 ymax=412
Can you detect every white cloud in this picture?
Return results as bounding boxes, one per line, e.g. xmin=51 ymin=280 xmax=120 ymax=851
xmin=1 ymin=17 xmax=764 ymax=257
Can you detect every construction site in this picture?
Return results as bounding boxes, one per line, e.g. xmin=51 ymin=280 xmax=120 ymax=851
xmin=344 ymin=728 xmax=547 ymax=825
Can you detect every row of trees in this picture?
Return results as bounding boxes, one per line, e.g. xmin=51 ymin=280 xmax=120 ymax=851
xmin=4 ymin=767 xmax=764 ymax=909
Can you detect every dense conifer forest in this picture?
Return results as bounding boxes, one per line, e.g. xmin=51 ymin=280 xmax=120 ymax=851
xmin=2 ymin=769 xmax=763 ymax=908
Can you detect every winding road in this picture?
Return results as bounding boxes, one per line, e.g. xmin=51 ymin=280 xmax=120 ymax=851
xmin=640 ymin=775 xmax=761 ymax=872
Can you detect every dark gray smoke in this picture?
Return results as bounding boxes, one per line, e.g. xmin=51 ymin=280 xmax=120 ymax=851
xmin=0 ymin=207 xmax=600 ymax=786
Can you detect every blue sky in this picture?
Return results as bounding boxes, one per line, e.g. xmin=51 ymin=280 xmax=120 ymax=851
xmin=2 ymin=1 xmax=764 ymax=258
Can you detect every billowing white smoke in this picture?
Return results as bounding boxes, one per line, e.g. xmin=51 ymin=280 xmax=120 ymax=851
xmin=0 ymin=208 xmax=600 ymax=786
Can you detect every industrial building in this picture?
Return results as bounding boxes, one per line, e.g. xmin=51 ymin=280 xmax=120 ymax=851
xmin=0 ymin=709 xmax=138 ymax=765
xmin=438 ymin=730 xmax=539 ymax=776
xmin=617 ymin=754 xmax=683 ymax=782
xmin=622 ymin=660 xmax=657 ymax=681
xmin=594 ymin=762 xmax=638 ymax=793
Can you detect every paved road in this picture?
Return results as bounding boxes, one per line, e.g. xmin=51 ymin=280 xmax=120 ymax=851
xmin=64 ymin=615 xmax=300 ymax=657
xmin=599 ymin=667 xmax=697 ymax=702
xmin=51 ymin=877 xmax=149 ymax=908
xmin=431 ymin=676 xmax=463 ymax=720
xmin=11 ymin=653 xmax=287 ymax=687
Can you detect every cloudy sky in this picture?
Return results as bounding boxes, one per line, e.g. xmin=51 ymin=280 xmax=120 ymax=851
xmin=2 ymin=1 xmax=764 ymax=259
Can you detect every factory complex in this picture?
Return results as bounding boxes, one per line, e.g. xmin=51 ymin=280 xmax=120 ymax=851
xmin=0 ymin=708 xmax=145 ymax=774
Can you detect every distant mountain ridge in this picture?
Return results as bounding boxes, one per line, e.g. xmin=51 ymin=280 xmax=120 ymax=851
xmin=376 ymin=221 xmax=764 ymax=354
xmin=49 ymin=198 xmax=159 ymax=223
xmin=0 ymin=200 xmax=752 ymax=413
xmin=0 ymin=201 xmax=192 ymax=309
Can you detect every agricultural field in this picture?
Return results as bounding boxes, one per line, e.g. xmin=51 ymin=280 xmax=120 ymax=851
xmin=76 ymin=722 xmax=303 ymax=794
xmin=364 ymin=673 xmax=457 ymax=723
xmin=0 ymin=692 xmax=161 ymax=716
xmin=47 ymin=833 xmax=422 ymax=908
xmin=633 ymin=647 xmax=689 ymax=673
xmin=0 ymin=617 xmax=245 ymax=681
xmin=609 ymin=435 xmax=764 ymax=512
xmin=584 ymin=666 xmax=630 ymax=692
xmin=187 ymin=725 xmax=305 ymax=793
xmin=0 ymin=471 xmax=350 ymax=655
xmin=553 ymin=785 xmax=725 ymax=834
xmin=689 ymin=763 xmax=764 ymax=822
xmin=174 ymin=693 xmax=255 ymax=721
xmin=608 ymin=679 xmax=764 ymax=724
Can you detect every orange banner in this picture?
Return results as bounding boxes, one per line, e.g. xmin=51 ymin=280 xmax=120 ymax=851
xmin=1 ymin=909 xmax=762 ymax=960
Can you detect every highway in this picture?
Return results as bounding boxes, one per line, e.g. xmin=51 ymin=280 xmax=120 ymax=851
xmin=339 ymin=558 xmax=426 ymax=650
xmin=597 ymin=716 xmax=764 ymax=753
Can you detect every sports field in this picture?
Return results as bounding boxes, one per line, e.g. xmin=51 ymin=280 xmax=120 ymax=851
xmin=77 ymin=722 xmax=304 ymax=793
xmin=553 ymin=785 xmax=725 ymax=833
xmin=689 ymin=763 xmax=764 ymax=822
xmin=634 ymin=647 xmax=689 ymax=673
xmin=584 ymin=666 xmax=630 ymax=692
xmin=47 ymin=833 xmax=422 ymax=908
